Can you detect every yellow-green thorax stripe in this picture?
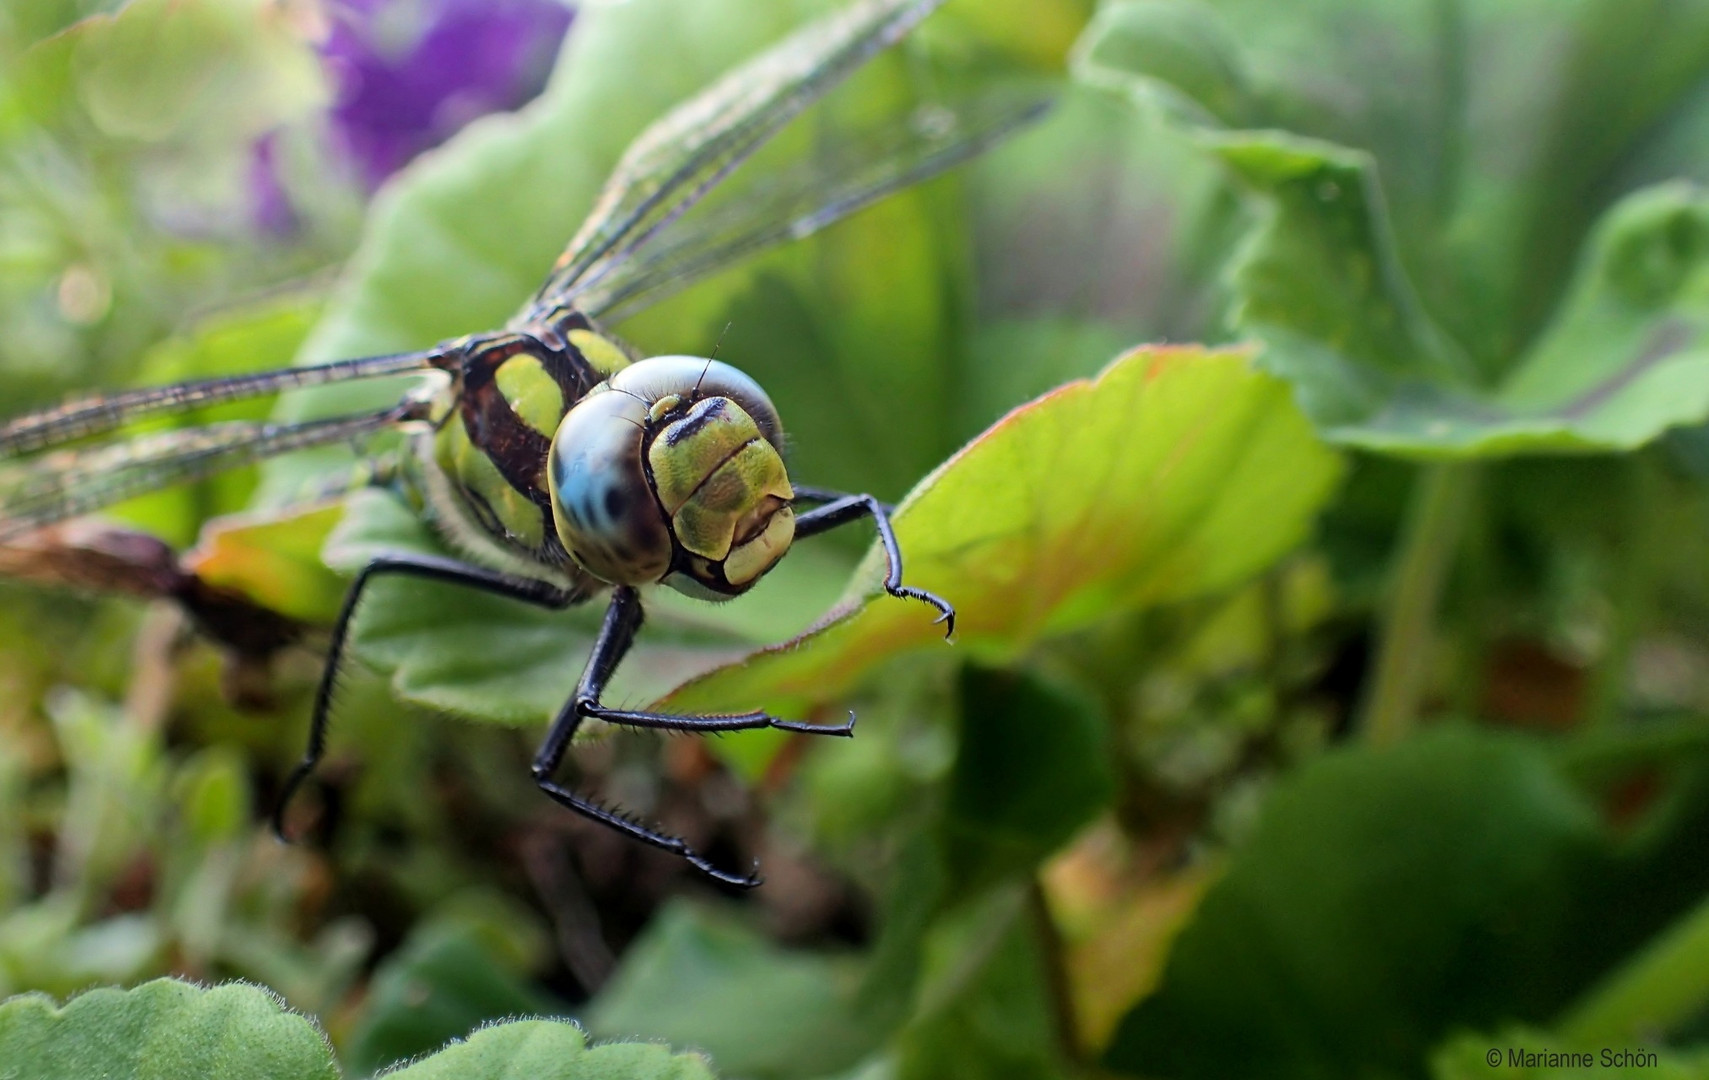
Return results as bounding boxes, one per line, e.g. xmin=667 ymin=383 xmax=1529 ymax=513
xmin=428 ymin=313 xmax=631 ymax=564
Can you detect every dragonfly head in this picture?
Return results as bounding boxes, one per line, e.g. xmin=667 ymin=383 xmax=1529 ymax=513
xmin=548 ymin=356 xmax=794 ymax=600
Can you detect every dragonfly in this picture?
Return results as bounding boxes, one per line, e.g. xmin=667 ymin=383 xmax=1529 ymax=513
xmin=0 ymin=0 xmax=1047 ymax=886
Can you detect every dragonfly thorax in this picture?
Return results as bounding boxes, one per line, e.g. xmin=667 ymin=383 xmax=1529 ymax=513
xmin=547 ymin=357 xmax=795 ymax=600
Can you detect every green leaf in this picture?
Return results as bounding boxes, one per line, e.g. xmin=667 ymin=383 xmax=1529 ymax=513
xmin=67 ymin=0 xmax=327 ymax=144
xmin=0 ymin=979 xmax=337 ymax=1080
xmin=952 ymin=85 xmax=1240 ymax=443
xmin=586 ymin=902 xmax=881 ymax=1079
xmin=1230 ymin=176 xmax=1709 ymax=456
xmin=933 ymin=0 xmax=1094 ymax=71
xmin=893 ymin=891 xmax=1071 ymax=1080
xmin=1483 ymin=185 xmax=1709 ymax=452
xmin=1100 ymin=727 xmax=1709 ymax=1080
xmin=170 ymin=746 xmax=250 ymax=848
xmin=944 ymin=666 xmax=1112 ymax=890
xmin=183 ymin=503 xmax=348 ymax=626
xmin=666 ymin=346 xmax=1344 ymax=722
xmin=856 ymin=826 xmax=955 ymax=1032
xmin=1559 ymin=887 xmax=1709 ymax=1045
xmin=345 ymin=921 xmax=566 ymax=1077
xmin=591 ymin=875 xmax=1068 ymax=1080
xmin=0 ymin=979 xmax=718 ymax=1080
xmin=1195 ymin=132 xmax=1474 ymax=429
xmin=0 ymin=904 xmax=163 ymax=1002
xmin=387 ymin=1020 xmax=718 ymax=1080
xmin=1074 ymin=1 xmax=1709 ymax=457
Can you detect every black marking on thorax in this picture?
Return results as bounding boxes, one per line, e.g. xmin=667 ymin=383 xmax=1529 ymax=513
xmin=444 ymin=312 xmax=604 ymax=506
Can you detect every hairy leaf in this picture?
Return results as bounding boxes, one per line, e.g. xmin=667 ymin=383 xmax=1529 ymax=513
xmin=387 ymin=1020 xmax=717 ymax=1080
xmin=586 ymin=903 xmax=879 ymax=1079
xmin=345 ymin=921 xmax=565 ymax=1077
xmin=0 ymin=979 xmax=337 ymax=1080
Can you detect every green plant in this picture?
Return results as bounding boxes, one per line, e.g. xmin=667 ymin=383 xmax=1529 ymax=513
xmin=5 ymin=0 xmax=1709 ymax=1077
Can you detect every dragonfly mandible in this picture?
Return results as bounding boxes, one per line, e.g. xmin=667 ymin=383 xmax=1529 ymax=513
xmin=0 ymin=0 xmax=1047 ymax=886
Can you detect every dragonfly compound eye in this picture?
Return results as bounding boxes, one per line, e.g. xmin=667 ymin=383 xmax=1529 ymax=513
xmin=548 ymin=357 xmax=794 ymax=598
xmin=547 ymin=385 xmax=675 ymax=585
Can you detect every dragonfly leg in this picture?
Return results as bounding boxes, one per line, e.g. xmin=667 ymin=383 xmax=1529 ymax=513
xmin=790 ymin=484 xmax=893 ymax=516
xmin=533 ymin=585 xmax=799 ymax=888
xmin=792 ymin=490 xmax=955 ymax=638
xmin=274 ymin=553 xmax=582 ymax=842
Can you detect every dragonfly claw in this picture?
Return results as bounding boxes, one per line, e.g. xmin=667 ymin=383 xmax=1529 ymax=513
xmin=770 ymin=709 xmax=857 ymax=736
xmin=691 ymin=853 xmax=764 ymax=889
xmin=272 ymin=760 xmax=317 ymax=844
xmin=889 ymin=584 xmax=955 ymax=640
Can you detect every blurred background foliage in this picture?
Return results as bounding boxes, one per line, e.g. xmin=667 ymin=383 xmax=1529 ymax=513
xmin=4 ymin=0 xmax=1709 ymax=1077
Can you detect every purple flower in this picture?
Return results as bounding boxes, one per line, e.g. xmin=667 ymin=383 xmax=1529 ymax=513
xmin=248 ymin=132 xmax=298 ymax=236
xmin=321 ymin=0 xmax=575 ymax=189
xmin=250 ymin=0 xmax=574 ymax=230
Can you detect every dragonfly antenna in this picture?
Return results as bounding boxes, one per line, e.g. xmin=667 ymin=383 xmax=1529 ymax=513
xmin=709 ymin=322 xmax=734 ymax=360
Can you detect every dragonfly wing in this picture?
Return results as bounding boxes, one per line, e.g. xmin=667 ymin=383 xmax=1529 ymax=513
xmin=524 ymin=0 xmax=947 ymax=319
xmin=0 ymin=350 xmax=435 ymax=458
xmin=576 ymin=89 xmax=1054 ymax=322
xmin=0 ymin=406 xmax=413 ymax=541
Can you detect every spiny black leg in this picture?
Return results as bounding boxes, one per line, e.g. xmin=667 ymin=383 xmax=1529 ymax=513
xmin=274 ymin=553 xmax=582 ymax=841
xmin=534 ymin=776 xmax=761 ymax=888
xmin=530 ymin=587 xmax=850 ymax=888
xmin=573 ymin=582 xmax=855 ymax=738
xmin=532 ymin=588 xmax=746 ymax=887
xmin=589 ymin=704 xmax=855 ymax=737
xmin=530 ymin=584 xmax=645 ymax=784
xmin=793 ymin=490 xmax=954 ymax=638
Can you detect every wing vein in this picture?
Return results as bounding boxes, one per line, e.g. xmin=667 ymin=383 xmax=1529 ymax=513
xmin=524 ymin=0 xmax=946 ymax=319
xmin=0 ymin=405 xmax=414 ymax=541
xmin=0 ymin=350 xmax=434 ymax=457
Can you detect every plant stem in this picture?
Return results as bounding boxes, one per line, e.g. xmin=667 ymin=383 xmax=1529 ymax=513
xmin=1028 ymin=877 xmax=1085 ymax=1067
xmin=1559 ymin=889 xmax=1709 ymax=1043
xmin=1445 ymin=462 xmax=1497 ymax=721
xmin=1359 ymin=462 xmax=1478 ymax=746
xmin=1582 ymin=453 xmax=1665 ymax=730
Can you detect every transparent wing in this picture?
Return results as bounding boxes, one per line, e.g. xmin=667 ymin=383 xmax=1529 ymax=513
xmin=0 ymin=349 xmax=435 ymax=458
xmin=578 ymin=90 xmax=1054 ymax=322
xmin=523 ymin=0 xmax=945 ymax=320
xmin=0 ymin=405 xmax=414 ymax=542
